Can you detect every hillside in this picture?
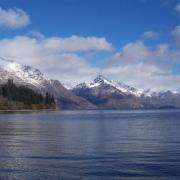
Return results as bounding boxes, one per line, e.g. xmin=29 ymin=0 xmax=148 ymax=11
xmin=72 ymin=75 xmax=180 ymax=109
xmin=0 ymin=57 xmax=95 ymax=110
xmin=0 ymin=57 xmax=180 ymax=110
xmin=0 ymin=80 xmax=55 ymax=110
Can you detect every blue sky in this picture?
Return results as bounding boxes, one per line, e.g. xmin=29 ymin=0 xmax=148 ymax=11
xmin=0 ymin=0 xmax=180 ymax=90
xmin=0 ymin=0 xmax=179 ymax=44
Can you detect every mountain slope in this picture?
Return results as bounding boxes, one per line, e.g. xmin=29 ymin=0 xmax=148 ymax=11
xmin=73 ymin=75 xmax=143 ymax=109
xmin=72 ymin=75 xmax=180 ymax=109
xmin=0 ymin=57 xmax=95 ymax=110
xmin=75 ymin=75 xmax=143 ymax=96
xmin=0 ymin=80 xmax=55 ymax=110
xmin=0 ymin=57 xmax=179 ymax=110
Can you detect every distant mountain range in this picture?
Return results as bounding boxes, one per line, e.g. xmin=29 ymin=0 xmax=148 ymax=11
xmin=0 ymin=57 xmax=180 ymax=110
xmin=72 ymin=75 xmax=180 ymax=109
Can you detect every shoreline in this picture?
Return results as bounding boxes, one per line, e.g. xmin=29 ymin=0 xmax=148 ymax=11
xmin=0 ymin=108 xmax=179 ymax=113
xmin=0 ymin=109 xmax=58 ymax=112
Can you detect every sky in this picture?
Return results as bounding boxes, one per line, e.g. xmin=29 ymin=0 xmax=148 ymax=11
xmin=0 ymin=0 xmax=180 ymax=91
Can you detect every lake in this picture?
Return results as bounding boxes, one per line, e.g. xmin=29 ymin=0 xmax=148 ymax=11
xmin=0 ymin=110 xmax=180 ymax=180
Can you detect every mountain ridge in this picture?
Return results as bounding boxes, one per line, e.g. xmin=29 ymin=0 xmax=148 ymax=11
xmin=0 ymin=57 xmax=179 ymax=110
xmin=72 ymin=75 xmax=180 ymax=109
xmin=0 ymin=57 xmax=96 ymax=110
xmin=73 ymin=74 xmax=179 ymax=97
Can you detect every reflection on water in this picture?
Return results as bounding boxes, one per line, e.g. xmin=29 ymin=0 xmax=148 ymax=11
xmin=0 ymin=110 xmax=180 ymax=179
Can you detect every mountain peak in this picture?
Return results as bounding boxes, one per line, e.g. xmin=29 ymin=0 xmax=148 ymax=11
xmin=94 ymin=75 xmax=112 ymax=84
xmin=74 ymin=75 xmax=145 ymax=97
xmin=0 ymin=56 xmax=50 ymax=88
xmin=93 ymin=75 xmax=116 ymax=88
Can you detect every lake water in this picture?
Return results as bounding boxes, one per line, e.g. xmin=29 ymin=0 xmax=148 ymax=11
xmin=0 ymin=110 xmax=180 ymax=180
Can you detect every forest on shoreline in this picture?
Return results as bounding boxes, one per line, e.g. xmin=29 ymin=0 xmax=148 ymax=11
xmin=0 ymin=80 xmax=56 ymax=110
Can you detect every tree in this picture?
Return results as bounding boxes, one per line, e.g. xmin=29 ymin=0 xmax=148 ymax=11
xmin=0 ymin=80 xmax=56 ymax=109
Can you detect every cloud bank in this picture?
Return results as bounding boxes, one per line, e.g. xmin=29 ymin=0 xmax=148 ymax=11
xmin=0 ymin=28 xmax=179 ymax=91
xmin=0 ymin=5 xmax=179 ymax=91
xmin=0 ymin=35 xmax=112 ymax=84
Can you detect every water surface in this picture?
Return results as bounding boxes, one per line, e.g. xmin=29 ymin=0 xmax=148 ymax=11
xmin=0 ymin=110 xmax=180 ymax=179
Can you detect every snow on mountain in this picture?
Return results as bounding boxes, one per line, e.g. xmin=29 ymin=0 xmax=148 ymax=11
xmin=62 ymin=83 xmax=74 ymax=90
xmin=72 ymin=75 xmax=180 ymax=109
xmin=74 ymin=75 xmax=180 ymax=97
xmin=0 ymin=56 xmax=179 ymax=102
xmin=0 ymin=57 xmax=49 ymax=88
xmin=0 ymin=57 xmax=96 ymax=109
xmin=74 ymin=75 xmax=144 ymax=97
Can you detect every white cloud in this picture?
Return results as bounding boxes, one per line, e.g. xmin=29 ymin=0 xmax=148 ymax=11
xmin=0 ymin=30 xmax=179 ymax=91
xmin=0 ymin=35 xmax=112 ymax=85
xmin=175 ymin=3 xmax=180 ymax=15
xmin=108 ymin=41 xmax=150 ymax=65
xmin=0 ymin=7 xmax=30 ymax=29
xmin=43 ymin=36 xmax=113 ymax=52
xmin=107 ymin=41 xmax=172 ymax=66
xmin=44 ymin=53 xmax=99 ymax=84
xmin=142 ymin=31 xmax=159 ymax=39
xmin=0 ymin=35 xmax=113 ymax=58
xmin=103 ymin=63 xmax=180 ymax=91
xmin=0 ymin=35 xmax=112 ymax=56
xmin=105 ymin=39 xmax=180 ymax=91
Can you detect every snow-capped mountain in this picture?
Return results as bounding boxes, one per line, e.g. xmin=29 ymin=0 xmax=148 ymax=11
xmin=74 ymin=75 xmax=144 ymax=97
xmin=72 ymin=75 xmax=180 ymax=109
xmin=74 ymin=75 xmax=179 ymax=97
xmin=72 ymin=75 xmax=144 ymax=109
xmin=0 ymin=57 xmax=95 ymax=110
xmin=0 ymin=57 xmax=49 ymax=89
xmin=0 ymin=57 xmax=179 ymax=110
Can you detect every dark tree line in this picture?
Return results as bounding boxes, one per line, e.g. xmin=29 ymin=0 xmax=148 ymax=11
xmin=0 ymin=79 xmax=55 ymax=108
xmin=45 ymin=92 xmax=55 ymax=105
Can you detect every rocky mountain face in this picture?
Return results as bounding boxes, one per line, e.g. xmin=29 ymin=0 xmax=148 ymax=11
xmin=46 ymin=80 xmax=96 ymax=109
xmin=0 ymin=57 xmax=179 ymax=110
xmin=72 ymin=75 xmax=180 ymax=109
xmin=141 ymin=91 xmax=180 ymax=109
xmin=72 ymin=75 xmax=141 ymax=109
xmin=0 ymin=57 xmax=95 ymax=110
